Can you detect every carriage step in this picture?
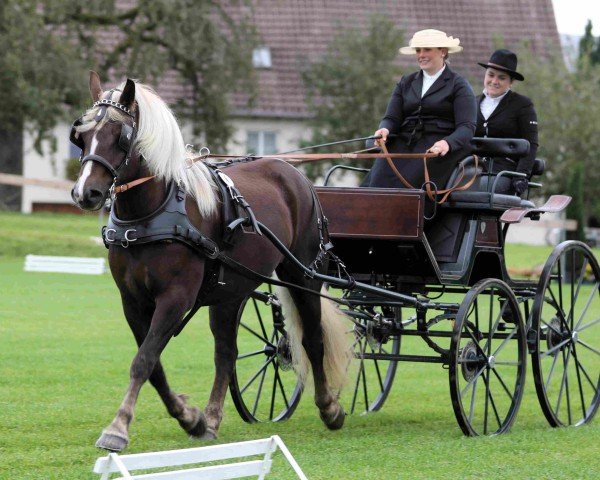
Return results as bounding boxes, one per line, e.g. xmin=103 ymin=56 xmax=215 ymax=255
xmin=500 ymin=195 xmax=571 ymax=224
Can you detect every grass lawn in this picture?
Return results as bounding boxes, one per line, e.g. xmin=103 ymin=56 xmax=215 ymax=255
xmin=0 ymin=212 xmax=599 ymax=479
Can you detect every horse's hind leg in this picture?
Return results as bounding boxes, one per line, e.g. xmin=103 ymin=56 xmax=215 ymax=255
xmin=202 ymin=300 xmax=243 ymax=439
xmin=278 ymin=273 xmax=347 ymax=430
xmin=96 ymin=293 xmax=205 ymax=452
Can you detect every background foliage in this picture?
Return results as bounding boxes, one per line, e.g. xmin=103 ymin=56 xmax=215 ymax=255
xmin=0 ymin=0 xmax=258 ymax=150
xmin=516 ymin=42 xmax=600 ymax=224
xmin=301 ymin=16 xmax=404 ymax=178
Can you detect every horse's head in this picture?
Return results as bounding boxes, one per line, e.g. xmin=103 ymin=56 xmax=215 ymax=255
xmin=71 ymin=71 xmax=139 ymax=210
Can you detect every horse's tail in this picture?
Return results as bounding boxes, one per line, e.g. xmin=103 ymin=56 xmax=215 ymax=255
xmin=277 ymin=285 xmax=351 ymax=393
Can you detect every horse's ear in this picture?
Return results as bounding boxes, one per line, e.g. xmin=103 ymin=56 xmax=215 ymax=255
xmin=119 ymin=79 xmax=136 ymax=109
xmin=89 ymin=71 xmax=103 ymax=102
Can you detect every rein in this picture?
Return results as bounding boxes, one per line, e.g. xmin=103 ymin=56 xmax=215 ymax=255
xmin=111 ymin=142 xmax=478 ymax=205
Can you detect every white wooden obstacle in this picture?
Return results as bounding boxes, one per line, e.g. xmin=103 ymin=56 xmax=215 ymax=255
xmin=92 ymin=435 xmax=308 ymax=480
xmin=24 ymin=255 xmax=106 ymax=275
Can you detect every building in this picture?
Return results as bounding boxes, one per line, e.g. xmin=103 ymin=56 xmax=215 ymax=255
xmin=15 ymin=0 xmax=560 ymax=213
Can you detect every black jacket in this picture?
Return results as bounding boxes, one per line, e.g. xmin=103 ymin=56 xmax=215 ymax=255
xmin=365 ymin=65 xmax=477 ymax=189
xmin=475 ymin=90 xmax=538 ymax=176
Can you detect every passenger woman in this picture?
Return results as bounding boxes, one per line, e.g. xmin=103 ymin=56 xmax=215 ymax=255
xmin=364 ymin=29 xmax=477 ymax=190
xmin=475 ymin=49 xmax=538 ymax=195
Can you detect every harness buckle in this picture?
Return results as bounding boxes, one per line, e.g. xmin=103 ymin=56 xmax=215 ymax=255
xmin=266 ymin=294 xmax=281 ymax=307
xmin=104 ymin=228 xmax=117 ymax=243
xmin=120 ymin=228 xmax=137 ymax=248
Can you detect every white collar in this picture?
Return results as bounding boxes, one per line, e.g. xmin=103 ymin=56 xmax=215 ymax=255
xmin=482 ymin=88 xmax=510 ymax=102
xmin=423 ymin=64 xmax=446 ymax=80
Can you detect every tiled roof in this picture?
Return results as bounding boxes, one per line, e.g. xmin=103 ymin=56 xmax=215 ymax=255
xmin=109 ymin=0 xmax=561 ymax=119
xmin=231 ymin=0 xmax=559 ymax=118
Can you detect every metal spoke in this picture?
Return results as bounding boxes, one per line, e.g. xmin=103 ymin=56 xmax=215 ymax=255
xmin=577 ymin=316 xmax=600 ymax=333
xmin=546 ymin=286 xmax=572 ymax=335
xmin=238 ymin=349 xmax=267 ymax=360
xmin=275 ymin=366 xmax=291 ymax=410
xmin=544 ymin=347 xmax=561 ymax=390
xmin=484 ymin=371 xmax=502 ymax=430
xmin=554 ymin=344 xmax=573 ymax=419
xmin=493 ymin=360 xmax=521 ymax=366
xmin=487 ymin=288 xmax=495 ymax=356
xmin=269 ymin=362 xmax=278 ymax=420
xmin=567 ymin=256 xmax=588 ymax=327
xmin=350 ymin=339 xmax=366 ymax=413
xmin=491 ymin=325 xmax=519 ymax=357
xmin=460 ymin=364 xmax=487 ymax=398
xmin=572 ymin=344 xmax=587 ymax=419
xmin=239 ymin=321 xmax=271 ymax=344
xmin=541 ymin=316 xmax=563 ymax=337
xmin=574 ymin=283 xmax=599 ymax=331
xmin=465 ymin=327 xmax=488 ymax=359
xmin=483 ymin=369 xmax=491 ymax=434
xmin=491 ymin=367 xmax=514 ymax=402
xmin=240 ymin=357 xmax=274 ymax=395
xmin=251 ymin=299 xmax=270 ymax=341
xmin=540 ymin=337 xmax=571 ymax=358
xmin=576 ymin=339 xmax=600 ymax=356
xmin=251 ymin=359 xmax=269 ymax=417
xmin=468 ymin=374 xmax=480 ymax=424
xmin=482 ymin=301 xmax=507 ymax=355
xmin=572 ymin=348 xmax=598 ymax=390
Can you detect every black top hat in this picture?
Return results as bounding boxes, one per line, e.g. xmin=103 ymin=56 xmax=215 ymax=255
xmin=478 ymin=49 xmax=524 ymax=81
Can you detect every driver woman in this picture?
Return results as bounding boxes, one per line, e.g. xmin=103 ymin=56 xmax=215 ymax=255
xmin=364 ymin=29 xmax=477 ymax=190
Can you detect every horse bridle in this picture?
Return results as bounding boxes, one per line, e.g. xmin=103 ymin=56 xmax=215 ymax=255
xmin=70 ymin=92 xmax=137 ymax=183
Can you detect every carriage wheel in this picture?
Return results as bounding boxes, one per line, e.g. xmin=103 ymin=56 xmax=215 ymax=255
xmin=341 ymin=306 xmax=400 ymax=414
xmin=230 ymin=289 xmax=302 ymax=423
xmin=449 ymin=279 xmax=527 ymax=436
xmin=531 ymin=241 xmax=600 ymax=427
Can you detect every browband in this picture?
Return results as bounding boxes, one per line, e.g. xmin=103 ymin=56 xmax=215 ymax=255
xmin=92 ymin=98 xmax=134 ymax=117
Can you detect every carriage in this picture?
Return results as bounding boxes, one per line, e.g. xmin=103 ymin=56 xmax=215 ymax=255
xmin=71 ymin=74 xmax=599 ymax=451
xmin=229 ymin=137 xmax=600 ymax=436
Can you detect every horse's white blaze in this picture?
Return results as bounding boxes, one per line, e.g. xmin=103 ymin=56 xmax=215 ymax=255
xmin=75 ymin=161 xmax=93 ymax=199
xmin=74 ymin=131 xmax=98 ymax=199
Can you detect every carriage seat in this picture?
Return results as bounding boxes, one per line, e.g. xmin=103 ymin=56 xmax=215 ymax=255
xmin=443 ymin=138 xmax=540 ymax=211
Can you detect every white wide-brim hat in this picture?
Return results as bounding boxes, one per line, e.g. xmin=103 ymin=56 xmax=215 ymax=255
xmin=399 ymin=29 xmax=463 ymax=54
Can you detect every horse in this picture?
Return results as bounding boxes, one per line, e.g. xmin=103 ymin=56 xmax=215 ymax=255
xmin=70 ymin=71 xmax=350 ymax=452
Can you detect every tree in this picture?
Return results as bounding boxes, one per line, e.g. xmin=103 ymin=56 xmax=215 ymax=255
xmin=0 ymin=0 xmax=258 ymax=208
xmin=578 ymin=20 xmax=596 ymax=62
xmin=516 ymin=47 xmax=600 ymax=223
xmin=0 ymin=0 xmax=93 ymax=208
xmin=301 ymin=15 xmax=404 ymax=178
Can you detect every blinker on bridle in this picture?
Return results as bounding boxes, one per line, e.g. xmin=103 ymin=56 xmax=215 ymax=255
xmin=70 ymin=90 xmax=137 ymax=184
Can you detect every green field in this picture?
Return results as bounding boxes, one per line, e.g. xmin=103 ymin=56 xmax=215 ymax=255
xmin=0 ymin=212 xmax=599 ymax=479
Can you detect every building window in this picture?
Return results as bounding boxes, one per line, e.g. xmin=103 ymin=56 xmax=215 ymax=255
xmin=252 ymin=46 xmax=272 ymax=69
xmin=247 ymin=131 xmax=277 ymax=155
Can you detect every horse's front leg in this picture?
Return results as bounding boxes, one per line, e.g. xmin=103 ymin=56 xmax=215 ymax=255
xmin=202 ymin=300 xmax=243 ymax=439
xmin=96 ymin=294 xmax=195 ymax=452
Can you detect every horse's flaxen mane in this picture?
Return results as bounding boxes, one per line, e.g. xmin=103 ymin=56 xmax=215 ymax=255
xmin=132 ymin=81 xmax=218 ymax=217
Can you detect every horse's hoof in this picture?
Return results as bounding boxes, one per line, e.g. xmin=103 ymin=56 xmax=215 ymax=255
xmin=184 ymin=408 xmax=208 ymax=438
xmin=95 ymin=430 xmax=129 ymax=452
xmin=198 ymin=427 xmax=218 ymax=440
xmin=320 ymin=404 xmax=346 ymax=430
